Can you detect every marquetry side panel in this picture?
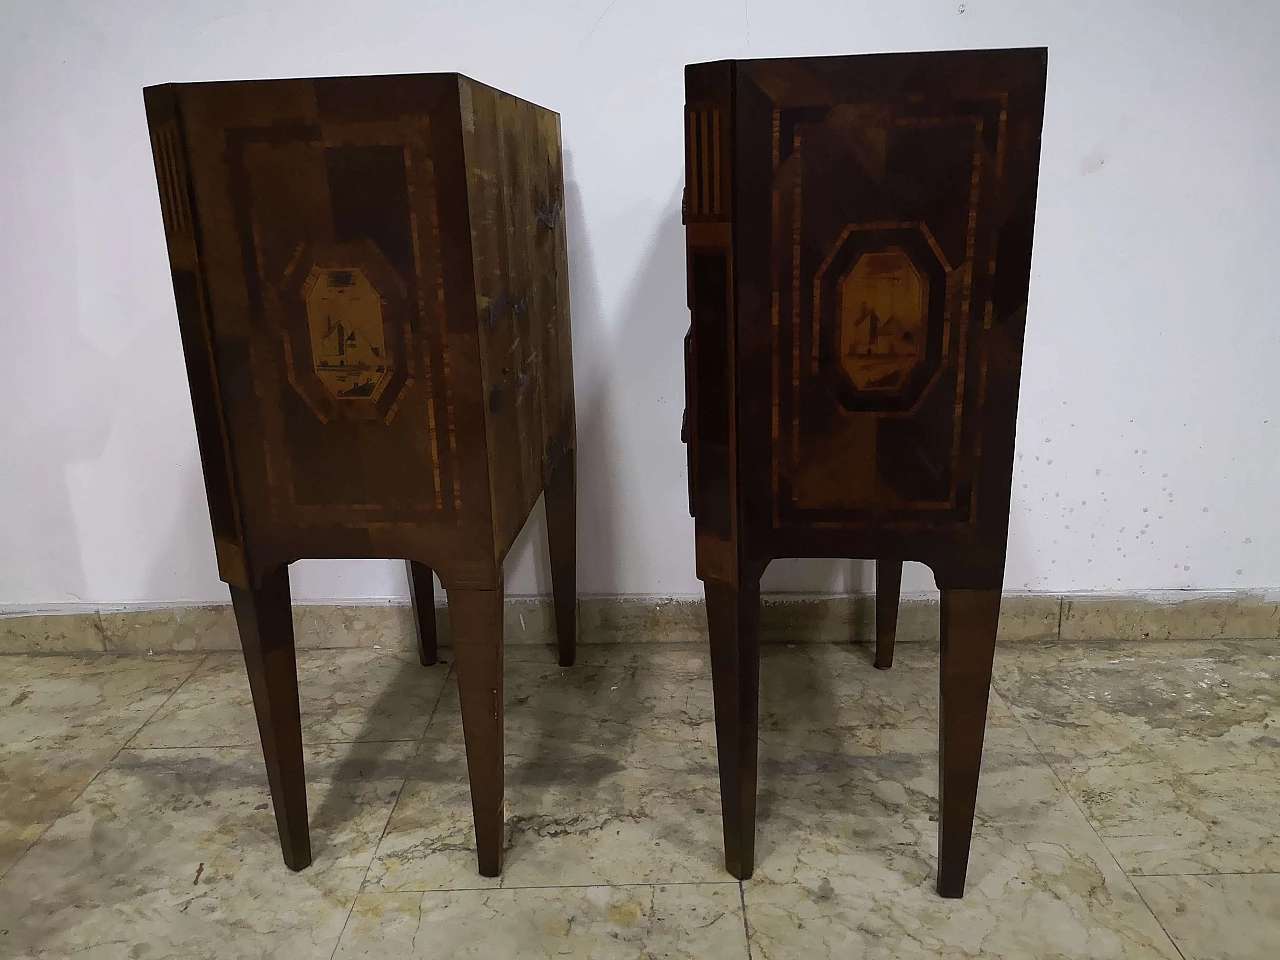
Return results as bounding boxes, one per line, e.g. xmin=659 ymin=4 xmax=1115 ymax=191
xmin=740 ymin=52 xmax=1044 ymax=551
xmin=723 ymin=49 xmax=1046 ymax=583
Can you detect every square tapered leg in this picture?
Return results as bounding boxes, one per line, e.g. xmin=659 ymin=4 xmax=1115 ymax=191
xmin=406 ymin=561 xmax=439 ymax=667
xmin=450 ymin=586 xmax=506 ymax=877
xmin=705 ymin=576 xmax=761 ymax=880
xmin=937 ymin=586 xmax=1001 ymax=897
xmin=230 ymin=565 xmax=310 ymax=871
xmin=874 ymin=559 xmax=903 ymax=670
xmin=545 ymin=446 xmax=577 ymax=667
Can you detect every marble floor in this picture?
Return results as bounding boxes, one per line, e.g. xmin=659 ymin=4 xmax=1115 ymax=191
xmin=0 ymin=636 xmax=1275 ymax=959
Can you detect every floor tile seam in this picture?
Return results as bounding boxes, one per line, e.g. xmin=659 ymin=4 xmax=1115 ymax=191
xmin=978 ymin=722 xmax=1271 ymax=767
xmin=363 ymin=879 xmax=743 ymax=895
xmin=119 ymin=654 xmax=215 ymax=751
xmin=739 ymin=881 xmax=755 ymax=960
xmin=1006 ymin=705 xmax=1188 ymax=960
xmin=414 ymin=661 xmax=456 ymax=748
xmin=117 ymin=737 xmax=425 ymax=752
xmin=333 ymin=661 xmax=457 ymax=960
xmin=0 ymin=650 xmax=118 ymax=659
xmin=1129 ymin=870 xmax=1280 ymax=878
xmin=759 ymin=718 xmax=1028 ymax=738
xmin=392 ymin=717 xmax=1017 ymax=764
xmin=4 ymin=636 xmax=1271 ymax=659
xmin=1129 ymin=878 xmax=1189 ymax=960
xmin=0 ymin=653 xmax=213 ymax=886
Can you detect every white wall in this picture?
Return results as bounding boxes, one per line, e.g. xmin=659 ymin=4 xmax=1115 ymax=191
xmin=2 ymin=0 xmax=1278 ymax=606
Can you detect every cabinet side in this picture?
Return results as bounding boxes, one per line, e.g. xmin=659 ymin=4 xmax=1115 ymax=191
xmin=142 ymin=84 xmax=250 ymax=588
xmin=730 ymin=49 xmax=1047 ymax=584
xmin=684 ymin=61 xmax=738 ymax=586
xmin=459 ymin=77 xmax=575 ymax=563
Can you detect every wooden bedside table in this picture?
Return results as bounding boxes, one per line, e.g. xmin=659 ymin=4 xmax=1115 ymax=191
xmin=682 ymin=49 xmax=1047 ymax=897
xmin=144 ymin=73 xmax=577 ymax=877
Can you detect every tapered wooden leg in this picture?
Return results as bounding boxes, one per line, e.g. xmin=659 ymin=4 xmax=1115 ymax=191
xmin=874 ymin=559 xmax=903 ymax=670
xmin=705 ymin=576 xmax=761 ymax=880
xmin=545 ymin=446 xmax=577 ymax=667
xmin=450 ymin=586 xmax=505 ymax=877
xmin=936 ymin=587 xmax=1001 ymax=898
xmin=229 ymin=565 xmax=311 ymax=871
xmin=406 ymin=561 xmax=439 ymax=667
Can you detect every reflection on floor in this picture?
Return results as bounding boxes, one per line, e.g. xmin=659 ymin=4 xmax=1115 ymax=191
xmin=1 ymin=636 xmax=1275 ymax=958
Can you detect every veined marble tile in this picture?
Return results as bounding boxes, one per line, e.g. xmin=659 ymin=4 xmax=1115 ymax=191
xmin=1051 ymin=748 xmax=1279 ymax=876
xmin=495 ymin=645 xmax=717 ymax=739
xmin=5 ymin=592 xmax=1278 ymax=655
xmin=841 ymin=596 xmax=1061 ymax=645
xmin=0 ymin=750 xmax=103 ymax=877
xmin=0 ymin=742 xmax=413 ymax=960
xmin=993 ymin=639 xmax=1280 ymax=874
xmin=993 ymin=639 xmax=1279 ymax=751
xmin=749 ymin=727 xmax=1060 ymax=884
xmin=580 ymin=597 xmax=708 ymax=644
xmin=295 ymin=599 xmax=561 ymax=651
xmin=1060 ymin=596 xmax=1278 ymax=641
xmin=760 ymin=597 xmax=861 ymax=644
xmin=499 ymin=597 xmax=562 ymax=647
xmin=128 ymin=648 xmax=450 ymax=749
xmin=364 ymin=643 xmax=1013 ymax=893
xmin=101 ymin=605 xmax=237 ymax=653
xmin=0 ymin=654 xmax=200 ymax=754
xmin=333 ymin=884 xmax=748 ymax=959
xmin=743 ymin=726 xmax=1180 ymax=959
xmin=995 ymin=595 xmax=1063 ymax=642
xmin=365 ymin=650 xmax=726 ymax=891
xmin=293 ymin=603 xmax=420 ymax=651
xmin=761 ymin=641 xmax=1017 ymax=731
xmin=0 ymin=654 xmax=201 ymax=877
xmin=740 ymin=596 xmax=1055 ymax=645
xmin=0 ymin=613 xmax=105 ymax=653
xmin=1133 ymin=874 xmax=1280 ymax=960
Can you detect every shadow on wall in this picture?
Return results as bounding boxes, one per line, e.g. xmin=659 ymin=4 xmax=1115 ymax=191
xmin=501 ymin=149 xmax=620 ymax=596
xmin=141 ymin=460 xmax=230 ymax=606
xmin=1003 ymin=484 xmax=1041 ymax=593
xmin=559 ymin=149 xmax=624 ymax=595
xmin=575 ymin=176 xmax=695 ymax=595
xmin=0 ymin=121 xmax=114 ymax=607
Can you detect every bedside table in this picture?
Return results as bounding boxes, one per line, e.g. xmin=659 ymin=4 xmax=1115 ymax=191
xmin=682 ymin=49 xmax=1047 ymax=897
xmin=145 ymin=72 xmax=577 ymax=877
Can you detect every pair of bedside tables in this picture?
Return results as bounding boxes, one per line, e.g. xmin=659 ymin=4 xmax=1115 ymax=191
xmin=145 ymin=48 xmax=1045 ymax=897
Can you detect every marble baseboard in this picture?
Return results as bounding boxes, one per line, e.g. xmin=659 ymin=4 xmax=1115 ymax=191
xmin=1 ymin=592 xmax=1276 ymax=655
xmin=1059 ymin=595 xmax=1279 ymax=641
xmin=0 ymin=613 xmax=107 ymax=654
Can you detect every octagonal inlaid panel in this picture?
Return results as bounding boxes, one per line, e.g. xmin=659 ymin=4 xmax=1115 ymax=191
xmin=302 ymin=266 xmax=390 ymax=402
